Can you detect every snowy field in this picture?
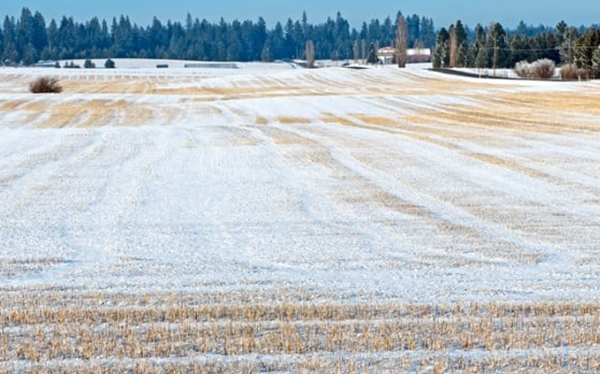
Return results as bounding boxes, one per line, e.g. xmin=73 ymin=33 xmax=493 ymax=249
xmin=1 ymin=60 xmax=600 ymax=372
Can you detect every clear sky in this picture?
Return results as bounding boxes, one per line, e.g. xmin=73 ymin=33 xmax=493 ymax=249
xmin=3 ymin=0 xmax=599 ymax=29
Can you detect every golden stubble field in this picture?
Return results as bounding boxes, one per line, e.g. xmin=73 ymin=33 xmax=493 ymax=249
xmin=1 ymin=65 xmax=599 ymax=373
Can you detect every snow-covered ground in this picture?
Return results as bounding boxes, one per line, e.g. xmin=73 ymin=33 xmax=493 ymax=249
xmin=1 ymin=60 xmax=600 ymax=371
xmin=0 ymin=60 xmax=599 ymax=302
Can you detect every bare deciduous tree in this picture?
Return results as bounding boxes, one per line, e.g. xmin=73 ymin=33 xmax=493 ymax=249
xmin=449 ymin=26 xmax=458 ymax=68
xmin=305 ymin=40 xmax=315 ymax=69
xmin=396 ymin=15 xmax=408 ymax=68
xmin=361 ymin=39 xmax=367 ymax=64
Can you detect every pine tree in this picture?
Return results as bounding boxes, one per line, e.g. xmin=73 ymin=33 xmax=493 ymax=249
xmin=575 ymin=30 xmax=600 ymax=70
xmin=420 ymin=17 xmax=436 ymax=49
xmin=366 ymin=42 xmax=378 ymax=64
xmin=592 ymin=46 xmax=600 ymax=78
xmin=490 ymin=22 xmax=509 ymax=69
xmin=3 ymin=16 xmax=18 ymax=63
xmin=559 ymin=26 xmax=578 ymax=65
xmin=510 ymin=34 xmax=531 ymax=65
xmin=0 ymin=23 xmax=3 ymax=60
xmin=454 ymin=20 xmax=468 ymax=67
xmin=433 ymin=28 xmax=449 ymax=68
xmin=31 ymin=11 xmax=48 ymax=52
xmin=407 ymin=14 xmax=420 ymax=47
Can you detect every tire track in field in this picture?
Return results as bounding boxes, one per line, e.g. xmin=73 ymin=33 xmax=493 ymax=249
xmin=270 ymin=121 xmax=583 ymax=270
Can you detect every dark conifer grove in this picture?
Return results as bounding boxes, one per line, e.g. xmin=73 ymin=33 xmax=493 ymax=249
xmin=434 ymin=19 xmax=600 ymax=77
xmin=0 ymin=8 xmax=435 ymax=65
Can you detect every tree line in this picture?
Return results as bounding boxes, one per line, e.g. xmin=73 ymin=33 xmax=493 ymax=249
xmin=0 ymin=8 xmax=436 ymax=65
xmin=433 ymin=20 xmax=600 ymax=77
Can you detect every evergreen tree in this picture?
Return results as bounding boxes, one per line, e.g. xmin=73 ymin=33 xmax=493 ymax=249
xmin=454 ymin=20 xmax=468 ymax=67
xmin=31 ymin=11 xmax=48 ymax=53
xmin=510 ymin=34 xmax=531 ymax=65
xmin=366 ymin=42 xmax=378 ymax=64
xmin=544 ymin=32 xmax=560 ymax=63
xmin=489 ymin=22 xmax=509 ymax=69
xmin=46 ymin=19 xmax=58 ymax=59
xmin=420 ymin=17 xmax=436 ymax=49
xmin=575 ymin=29 xmax=600 ymax=70
xmin=21 ymin=43 xmax=37 ymax=65
xmin=407 ymin=14 xmax=420 ymax=48
xmin=17 ymin=8 xmax=34 ymax=61
xmin=269 ymin=21 xmax=286 ymax=60
xmin=433 ymin=27 xmax=449 ymax=68
xmin=592 ymin=45 xmax=600 ymax=78
xmin=57 ymin=16 xmax=76 ymax=59
xmin=2 ymin=16 xmax=18 ymax=62
xmin=0 ymin=21 xmax=3 ymax=59
xmin=560 ymin=26 xmax=578 ymax=65
xmin=555 ymin=20 xmax=568 ymax=45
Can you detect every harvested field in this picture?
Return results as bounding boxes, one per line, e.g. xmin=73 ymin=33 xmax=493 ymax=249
xmin=0 ymin=61 xmax=599 ymax=372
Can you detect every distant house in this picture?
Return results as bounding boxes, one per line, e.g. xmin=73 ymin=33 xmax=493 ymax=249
xmin=407 ymin=48 xmax=432 ymax=63
xmin=2 ymin=59 xmax=18 ymax=67
xmin=184 ymin=62 xmax=240 ymax=69
xmin=377 ymin=47 xmax=432 ymax=64
xmin=377 ymin=47 xmax=397 ymax=65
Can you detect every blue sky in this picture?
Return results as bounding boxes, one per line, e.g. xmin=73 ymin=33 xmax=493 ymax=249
xmin=3 ymin=0 xmax=599 ymax=28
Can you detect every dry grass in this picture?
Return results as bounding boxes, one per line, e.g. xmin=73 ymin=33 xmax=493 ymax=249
xmin=278 ymin=116 xmax=312 ymax=124
xmin=254 ymin=116 xmax=268 ymax=125
xmin=321 ymin=114 xmax=357 ymax=126
xmin=1 ymin=289 xmax=600 ymax=373
xmin=0 ymin=99 xmax=28 ymax=111
xmin=0 ymin=258 xmax=64 ymax=277
xmin=405 ymin=90 xmax=600 ymax=135
xmin=355 ymin=115 xmax=397 ymax=126
xmin=9 ymin=98 xmax=156 ymax=128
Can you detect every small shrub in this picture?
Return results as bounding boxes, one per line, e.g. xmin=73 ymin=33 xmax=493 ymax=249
xmin=514 ymin=61 xmax=532 ymax=78
xmin=29 ymin=76 xmax=63 ymax=94
xmin=560 ymin=64 xmax=591 ymax=81
xmin=63 ymin=61 xmax=80 ymax=69
xmin=514 ymin=59 xmax=555 ymax=79
xmin=84 ymin=59 xmax=96 ymax=69
xmin=531 ymin=59 xmax=555 ymax=79
xmin=104 ymin=58 xmax=116 ymax=69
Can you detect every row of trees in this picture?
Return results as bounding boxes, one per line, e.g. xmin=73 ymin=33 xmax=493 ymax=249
xmin=1 ymin=8 xmax=436 ymax=65
xmin=433 ymin=20 xmax=600 ymax=77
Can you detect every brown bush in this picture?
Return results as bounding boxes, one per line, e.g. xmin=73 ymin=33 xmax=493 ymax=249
xmin=29 ymin=76 xmax=63 ymax=94
xmin=560 ymin=64 xmax=592 ymax=81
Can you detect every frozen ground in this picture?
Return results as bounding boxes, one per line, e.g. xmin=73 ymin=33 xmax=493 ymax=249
xmin=1 ymin=59 xmax=600 ymax=372
xmin=1 ymin=60 xmax=598 ymax=301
